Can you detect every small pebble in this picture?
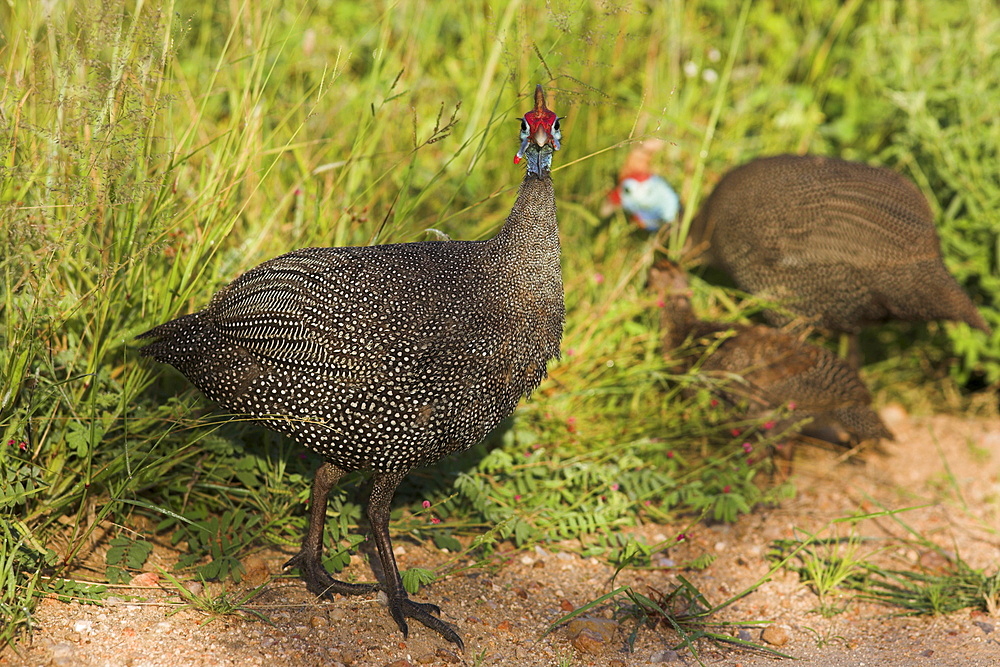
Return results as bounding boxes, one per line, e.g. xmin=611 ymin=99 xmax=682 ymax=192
xmin=49 ymin=642 xmax=77 ymax=667
xmin=329 ymin=607 xmax=346 ymax=622
xmin=761 ymin=625 xmax=790 ymax=646
xmin=566 ymin=617 xmax=618 ymax=643
xmin=650 ymin=649 xmax=680 ymax=662
xmin=416 ymin=654 xmax=436 ymax=665
xmin=919 ymin=649 xmax=934 ymax=658
xmin=570 ymin=628 xmax=606 ymax=654
xmin=973 ymin=621 xmax=994 ymax=634
xmin=496 ymin=620 xmax=513 ymax=631
xmin=72 ymin=620 xmax=93 ymax=635
xmin=129 ymin=572 xmax=159 ymax=587
xmin=559 ymin=599 xmax=574 ymax=612
xmin=435 ymin=647 xmax=461 ymax=663
xmin=737 ymin=629 xmax=752 ymax=641
xmin=183 ymin=580 xmax=204 ymax=597
xmin=383 ymin=661 xmax=413 ymax=667
xmin=308 ymin=615 xmax=328 ymax=628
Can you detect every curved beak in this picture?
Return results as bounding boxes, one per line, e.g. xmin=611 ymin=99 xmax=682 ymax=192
xmin=532 ymin=126 xmax=552 ymax=149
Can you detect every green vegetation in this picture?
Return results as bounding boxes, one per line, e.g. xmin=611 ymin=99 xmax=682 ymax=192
xmin=1 ymin=0 xmax=997 ymax=650
xmin=772 ymin=522 xmax=1000 ymax=618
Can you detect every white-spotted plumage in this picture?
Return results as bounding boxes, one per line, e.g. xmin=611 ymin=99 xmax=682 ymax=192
xmin=138 ymin=84 xmax=564 ymax=650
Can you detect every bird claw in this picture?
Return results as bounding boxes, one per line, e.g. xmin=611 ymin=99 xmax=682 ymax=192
xmin=388 ymin=596 xmax=463 ymax=651
xmin=284 ymin=550 xmax=379 ymax=599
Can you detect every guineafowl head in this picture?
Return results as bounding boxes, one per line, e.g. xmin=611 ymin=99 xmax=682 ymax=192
xmin=610 ymin=173 xmax=681 ymax=231
xmin=514 ymin=84 xmax=561 ymax=176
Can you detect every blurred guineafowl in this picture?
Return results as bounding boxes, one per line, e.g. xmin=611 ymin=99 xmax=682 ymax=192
xmin=601 ymin=139 xmax=680 ymax=232
xmin=648 ymin=259 xmax=892 ymax=446
xmin=138 ymin=85 xmax=565 ymax=648
xmin=688 ymin=155 xmax=990 ymax=351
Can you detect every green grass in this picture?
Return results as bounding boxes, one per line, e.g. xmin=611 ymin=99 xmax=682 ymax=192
xmin=1 ymin=0 xmax=998 ymax=650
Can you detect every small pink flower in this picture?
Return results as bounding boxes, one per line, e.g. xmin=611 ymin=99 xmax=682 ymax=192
xmin=524 ymin=450 xmax=532 ymax=457
xmin=657 ymin=298 xmax=666 ymax=308
xmin=610 ymin=483 xmax=620 ymax=492
xmin=422 ymin=500 xmax=431 ymax=509
xmin=644 ymin=500 xmax=652 ymax=506
xmin=6 ymin=439 xmax=14 ymax=446
xmin=430 ymin=517 xmax=441 ymax=524
xmin=593 ymin=272 xmax=605 ymax=285
xmin=514 ymin=495 xmax=521 ymax=501
xmin=730 ymin=428 xmax=741 ymax=437
xmin=566 ymin=348 xmax=576 ymax=357
xmin=676 ymin=533 xmax=688 ymax=542
xmin=722 ymin=485 xmax=732 ymax=494
xmin=787 ymin=401 xmax=797 ymax=411
xmin=19 ymin=442 xmax=26 ymax=451
xmin=742 ymin=442 xmax=753 ymax=453
xmin=666 ymin=451 xmax=675 ymax=459
xmin=763 ymin=420 xmax=776 ymax=430
xmin=709 ymin=399 xmax=719 ymax=408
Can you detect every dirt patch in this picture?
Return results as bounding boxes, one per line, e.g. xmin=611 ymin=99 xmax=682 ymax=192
xmin=3 ymin=411 xmax=998 ymax=667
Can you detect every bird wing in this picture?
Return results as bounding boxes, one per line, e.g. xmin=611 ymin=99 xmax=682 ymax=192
xmin=205 ymin=245 xmax=469 ymax=385
xmin=769 ymin=164 xmax=941 ymax=270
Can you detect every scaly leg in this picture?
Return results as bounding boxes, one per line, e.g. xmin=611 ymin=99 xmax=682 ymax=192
xmin=369 ymin=470 xmax=463 ymax=649
xmin=284 ymin=461 xmax=378 ymax=597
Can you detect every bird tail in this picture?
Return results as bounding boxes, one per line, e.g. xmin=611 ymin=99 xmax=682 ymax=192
xmin=136 ymin=313 xmax=207 ymax=363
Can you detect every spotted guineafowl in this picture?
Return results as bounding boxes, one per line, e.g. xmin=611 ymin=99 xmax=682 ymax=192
xmin=689 ymin=154 xmax=990 ymax=344
xmin=138 ymin=85 xmax=564 ymax=648
xmin=648 ymin=259 xmax=892 ymax=446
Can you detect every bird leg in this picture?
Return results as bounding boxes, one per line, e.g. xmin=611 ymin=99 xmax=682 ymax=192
xmin=285 ymin=461 xmax=379 ymax=597
xmin=369 ymin=470 xmax=464 ymax=650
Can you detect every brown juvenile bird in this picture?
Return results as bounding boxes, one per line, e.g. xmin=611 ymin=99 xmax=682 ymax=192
xmin=138 ymin=85 xmax=565 ymax=648
xmin=648 ymin=259 xmax=893 ymax=446
xmin=688 ymin=154 xmax=990 ymax=348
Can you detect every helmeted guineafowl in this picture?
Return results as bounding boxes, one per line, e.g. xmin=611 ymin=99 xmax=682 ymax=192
xmin=648 ymin=259 xmax=892 ymax=446
xmin=688 ymin=154 xmax=990 ymax=344
xmin=138 ymin=85 xmax=565 ymax=648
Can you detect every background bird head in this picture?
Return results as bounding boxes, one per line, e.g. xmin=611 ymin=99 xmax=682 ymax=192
xmin=602 ymin=139 xmax=681 ymax=232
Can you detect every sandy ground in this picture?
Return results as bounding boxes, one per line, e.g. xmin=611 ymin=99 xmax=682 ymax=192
xmin=3 ymin=409 xmax=999 ymax=667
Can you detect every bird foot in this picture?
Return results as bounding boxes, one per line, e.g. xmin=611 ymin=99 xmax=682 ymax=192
xmin=387 ymin=595 xmax=464 ymax=651
xmin=284 ymin=550 xmax=379 ymax=599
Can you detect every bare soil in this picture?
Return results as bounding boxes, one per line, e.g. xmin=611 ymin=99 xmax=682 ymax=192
xmin=4 ymin=408 xmax=999 ymax=667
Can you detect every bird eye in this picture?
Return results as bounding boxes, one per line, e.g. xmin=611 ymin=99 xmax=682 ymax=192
xmin=553 ymin=119 xmax=561 ymax=131
xmin=623 ymin=183 xmax=632 ymax=194
xmin=520 ymin=119 xmax=529 ymax=133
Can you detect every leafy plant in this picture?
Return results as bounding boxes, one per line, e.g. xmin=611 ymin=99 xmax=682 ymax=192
xmin=104 ymin=537 xmax=154 ymax=585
